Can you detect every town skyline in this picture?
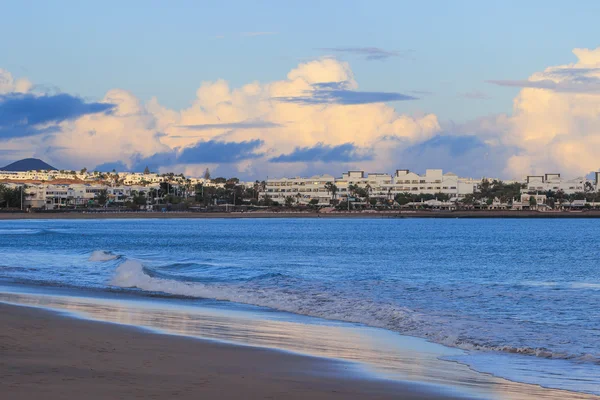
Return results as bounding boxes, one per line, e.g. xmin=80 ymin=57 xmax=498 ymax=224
xmin=2 ymin=156 xmax=599 ymax=182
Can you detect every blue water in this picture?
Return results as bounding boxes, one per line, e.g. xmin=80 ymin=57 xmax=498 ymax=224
xmin=1 ymin=218 xmax=599 ymax=395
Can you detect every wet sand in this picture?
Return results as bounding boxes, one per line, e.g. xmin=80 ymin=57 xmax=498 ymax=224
xmin=0 ymin=303 xmax=469 ymax=400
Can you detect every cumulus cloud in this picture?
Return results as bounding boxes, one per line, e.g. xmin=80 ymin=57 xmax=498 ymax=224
xmin=317 ymin=47 xmax=412 ymax=61
xmin=270 ymin=143 xmax=372 ymax=163
xmin=43 ymin=89 xmax=171 ymax=170
xmin=153 ymin=58 xmax=439 ymax=164
xmin=118 ymin=139 xmax=265 ymax=172
xmin=0 ymin=93 xmax=114 ymax=139
xmin=388 ymin=134 xmax=515 ymax=178
xmin=489 ymin=47 xmax=600 ymax=176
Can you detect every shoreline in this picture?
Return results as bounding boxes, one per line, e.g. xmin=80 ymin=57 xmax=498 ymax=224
xmin=2 ymin=287 xmax=598 ymax=400
xmin=0 ymin=302 xmax=468 ymax=400
xmin=0 ymin=285 xmax=600 ymax=400
xmin=2 ymin=210 xmax=600 ymax=219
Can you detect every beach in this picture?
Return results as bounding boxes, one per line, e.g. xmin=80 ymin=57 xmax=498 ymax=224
xmin=1 ymin=302 xmax=464 ymax=400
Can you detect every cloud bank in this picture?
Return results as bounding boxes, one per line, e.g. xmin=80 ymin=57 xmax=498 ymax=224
xmin=2 ymin=48 xmax=600 ymax=179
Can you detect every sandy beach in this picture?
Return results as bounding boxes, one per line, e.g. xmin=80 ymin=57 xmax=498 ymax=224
xmin=0 ymin=303 xmax=469 ymax=400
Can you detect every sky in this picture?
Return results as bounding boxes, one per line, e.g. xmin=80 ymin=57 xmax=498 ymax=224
xmin=1 ymin=0 xmax=600 ymax=179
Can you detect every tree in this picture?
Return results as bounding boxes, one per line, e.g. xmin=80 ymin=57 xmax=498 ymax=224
xmin=324 ymin=182 xmax=338 ymax=202
xmin=459 ymin=194 xmax=475 ymax=209
xmin=434 ymin=192 xmax=450 ymax=202
xmin=555 ymin=190 xmax=566 ymax=208
xmin=203 ymin=168 xmax=211 ymax=180
xmin=309 ymin=198 xmax=319 ymax=207
xmin=144 ymin=166 xmax=151 ymax=175
xmin=0 ymin=184 xmax=22 ymax=208
xmin=284 ymin=196 xmax=295 ymax=207
xmin=80 ymin=167 xmax=87 ymax=174
xmin=364 ymin=183 xmax=372 ymax=206
xmin=529 ymin=196 xmax=537 ymax=208
xmin=96 ymin=189 xmax=108 ymax=207
xmin=133 ymin=192 xmax=147 ymax=206
xmin=394 ymin=192 xmax=412 ymax=206
xmin=585 ymin=181 xmax=595 ymax=193
xmin=477 ymin=179 xmax=492 ymax=200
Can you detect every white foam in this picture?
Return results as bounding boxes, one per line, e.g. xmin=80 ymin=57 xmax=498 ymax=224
xmin=110 ymin=260 xmax=600 ymax=365
xmin=110 ymin=260 xmax=422 ymax=330
xmin=89 ymin=250 xmax=119 ymax=262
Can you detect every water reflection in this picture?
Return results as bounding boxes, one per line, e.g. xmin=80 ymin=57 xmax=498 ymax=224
xmin=0 ymin=290 xmax=595 ymax=400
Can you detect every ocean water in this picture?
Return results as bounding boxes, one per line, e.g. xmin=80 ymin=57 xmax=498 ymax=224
xmin=0 ymin=218 xmax=599 ymax=396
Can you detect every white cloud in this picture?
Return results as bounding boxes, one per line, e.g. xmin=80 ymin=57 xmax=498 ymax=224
xmin=0 ymin=59 xmax=441 ymax=176
xmin=5 ymin=48 xmax=600 ymax=179
xmin=496 ymin=47 xmax=600 ymax=176
xmin=0 ymin=69 xmax=32 ymax=94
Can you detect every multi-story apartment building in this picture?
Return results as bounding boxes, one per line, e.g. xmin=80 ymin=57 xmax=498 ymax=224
xmin=0 ymin=170 xmax=86 ymax=182
xmin=262 ymin=174 xmax=336 ymax=205
xmin=14 ymin=183 xmax=158 ymax=210
xmin=386 ymin=169 xmax=479 ymax=199
xmin=524 ymin=174 xmax=587 ymax=194
xmin=260 ymin=169 xmax=482 ymax=204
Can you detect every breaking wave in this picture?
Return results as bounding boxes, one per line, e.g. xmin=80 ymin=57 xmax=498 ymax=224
xmin=110 ymin=259 xmax=600 ymax=365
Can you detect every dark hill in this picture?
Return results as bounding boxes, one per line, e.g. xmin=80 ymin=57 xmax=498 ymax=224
xmin=0 ymin=158 xmax=57 ymax=171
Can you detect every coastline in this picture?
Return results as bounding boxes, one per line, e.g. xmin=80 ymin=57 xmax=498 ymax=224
xmin=2 ymin=210 xmax=600 ymax=219
xmin=0 ymin=302 xmax=467 ymax=400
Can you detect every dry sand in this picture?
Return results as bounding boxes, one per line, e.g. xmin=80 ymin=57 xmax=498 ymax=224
xmin=0 ymin=303 xmax=468 ymax=400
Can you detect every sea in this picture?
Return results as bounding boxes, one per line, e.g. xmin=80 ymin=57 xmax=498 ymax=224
xmin=0 ymin=218 xmax=598 ymax=398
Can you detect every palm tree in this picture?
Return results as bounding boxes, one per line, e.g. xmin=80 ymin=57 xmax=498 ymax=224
xmin=285 ymin=196 xmax=295 ymax=208
xmin=324 ymin=182 xmax=338 ymax=203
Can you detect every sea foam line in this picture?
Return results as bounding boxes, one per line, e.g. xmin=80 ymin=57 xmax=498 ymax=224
xmin=110 ymin=259 xmax=600 ymax=364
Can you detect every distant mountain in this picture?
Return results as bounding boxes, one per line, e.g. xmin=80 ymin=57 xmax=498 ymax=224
xmin=0 ymin=158 xmax=57 ymax=172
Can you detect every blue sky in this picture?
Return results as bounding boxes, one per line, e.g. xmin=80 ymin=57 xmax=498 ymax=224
xmin=2 ymin=0 xmax=598 ymax=121
xmin=1 ymin=1 xmax=600 ymax=178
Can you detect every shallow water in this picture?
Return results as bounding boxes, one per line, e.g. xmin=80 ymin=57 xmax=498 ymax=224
xmin=0 ymin=218 xmax=599 ymax=396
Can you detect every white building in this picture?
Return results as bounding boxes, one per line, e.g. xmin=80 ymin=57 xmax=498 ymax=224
xmin=387 ymin=169 xmax=479 ymax=199
xmin=262 ymin=174 xmax=336 ymax=205
xmin=523 ymin=174 xmax=586 ymax=194
xmin=260 ymin=169 xmax=481 ymax=205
